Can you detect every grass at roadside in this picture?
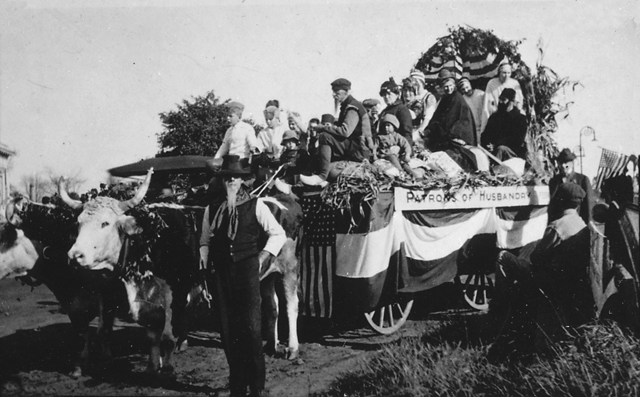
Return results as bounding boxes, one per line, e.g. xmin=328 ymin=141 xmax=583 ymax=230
xmin=314 ymin=317 xmax=640 ymax=397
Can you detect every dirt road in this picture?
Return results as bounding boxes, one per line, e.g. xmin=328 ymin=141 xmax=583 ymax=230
xmin=0 ymin=277 xmax=447 ymax=396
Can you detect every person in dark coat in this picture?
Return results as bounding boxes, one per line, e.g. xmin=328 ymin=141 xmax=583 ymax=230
xmin=481 ymin=88 xmax=528 ymax=160
xmin=378 ymin=77 xmax=414 ymax=147
xmin=423 ymin=69 xmax=477 ymax=151
xmin=493 ymin=182 xmax=593 ymax=351
xmin=300 ymin=78 xmax=371 ymax=186
xmin=199 ymin=155 xmax=286 ymax=397
xmin=549 ymin=148 xmax=594 ymax=225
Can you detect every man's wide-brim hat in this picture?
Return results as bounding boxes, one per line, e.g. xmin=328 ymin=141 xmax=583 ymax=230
xmin=215 ymin=155 xmax=252 ymax=177
xmin=556 ymin=148 xmax=577 ymax=163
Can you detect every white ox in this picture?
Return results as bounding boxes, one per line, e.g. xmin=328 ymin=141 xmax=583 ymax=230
xmin=60 ymin=168 xmax=303 ymax=363
xmin=59 ymin=169 xmax=179 ymax=375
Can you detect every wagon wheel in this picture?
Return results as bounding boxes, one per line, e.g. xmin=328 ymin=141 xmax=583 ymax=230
xmin=457 ymin=272 xmax=494 ymax=311
xmin=364 ymin=299 xmax=414 ymax=335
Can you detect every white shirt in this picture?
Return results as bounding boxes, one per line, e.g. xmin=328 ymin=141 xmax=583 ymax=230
xmin=480 ymin=77 xmax=524 ymax=133
xmin=200 ymin=198 xmax=286 ymax=257
xmin=256 ymin=124 xmax=286 ymax=158
xmin=214 ymin=121 xmax=259 ymax=160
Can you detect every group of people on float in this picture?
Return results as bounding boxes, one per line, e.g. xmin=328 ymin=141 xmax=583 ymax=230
xmin=209 ymin=60 xmax=528 ymax=190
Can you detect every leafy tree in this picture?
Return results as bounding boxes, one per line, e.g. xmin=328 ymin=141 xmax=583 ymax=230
xmin=155 ymin=90 xmax=264 ymax=191
xmin=156 ymin=90 xmax=230 ymax=157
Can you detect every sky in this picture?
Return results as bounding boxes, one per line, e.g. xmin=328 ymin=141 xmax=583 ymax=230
xmin=1 ymin=0 xmax=638 ymax=192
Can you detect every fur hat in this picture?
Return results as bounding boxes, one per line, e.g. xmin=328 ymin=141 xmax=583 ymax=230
xmin=320 ymin=114 xmax=335 ymax=124
xmin=500 ymin=88 xmax=516 ymax=102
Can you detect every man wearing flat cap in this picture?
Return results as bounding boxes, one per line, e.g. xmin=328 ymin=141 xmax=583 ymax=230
xmin=549 ymin=148 xmax=594 ymax=224
xmin=213 ymin=101 xmax=260 ymax=168
xmin=200 ymin=155 xmax=286 ymax=397
xmin=493 ymin=182 xmax=593 ymax=350
xmin=480 ymin=88 xmax=528 ymax=161
xmin=480 ymin=60 xmax=524 ymax=133
xmin=301 ymin=78 xmax=372 ymax=186
xmin=362 ymin=98 xmax=380 ymax=133
xmin=423 ymin=69 xmax=477 ymax=152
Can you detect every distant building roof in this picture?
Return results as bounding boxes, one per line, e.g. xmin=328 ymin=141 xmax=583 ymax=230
xmin=0 ymin=143 xmax=15 ymax=157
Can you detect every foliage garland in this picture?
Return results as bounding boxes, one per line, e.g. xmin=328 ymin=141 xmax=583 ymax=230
xmin=414 ymin=25 xmax=581 ymax=177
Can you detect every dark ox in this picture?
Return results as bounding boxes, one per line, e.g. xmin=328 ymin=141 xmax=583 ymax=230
xmin=59 ymin=169 xmax=195 ymax=376
xmin=1 ymin=198 xmax=130 ymax=378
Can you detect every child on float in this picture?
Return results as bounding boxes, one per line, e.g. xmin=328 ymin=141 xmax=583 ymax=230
xmin=273 ymin=130 xmax=310 ymax=194
xmin=375 ymin=114 xmax=419 ymax=178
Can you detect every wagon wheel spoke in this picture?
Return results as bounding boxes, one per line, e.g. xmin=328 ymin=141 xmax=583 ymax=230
xmin=462 ymin=271 xmax=494 ymax=312
xmin=364 ymin=299 xmax=414 ymax=335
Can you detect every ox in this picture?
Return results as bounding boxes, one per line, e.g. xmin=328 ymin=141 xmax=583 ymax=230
xmin=1 ymin=198 xmax=129 ymax=378
xmin=58 ymin=169 xmax=197 ymax=376
xmin=255 ymin=193 xmax=303 ymax=360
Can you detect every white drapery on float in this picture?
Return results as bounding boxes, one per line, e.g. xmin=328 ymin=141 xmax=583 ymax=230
xmin=299 ymin=186 xmax=549 ymax=318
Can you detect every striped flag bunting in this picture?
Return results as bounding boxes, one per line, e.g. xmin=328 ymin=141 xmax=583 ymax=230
xmin=423 ymin=52 xmax=507 ymax=89
xmin=594 ymin=148 xmax=631 ymax=191
xmin=299 ymin=190 xmax=548 ymax=318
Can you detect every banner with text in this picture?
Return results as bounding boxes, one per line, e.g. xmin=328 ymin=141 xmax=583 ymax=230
xmin=395 ymin=186 xmax=550 ymax=211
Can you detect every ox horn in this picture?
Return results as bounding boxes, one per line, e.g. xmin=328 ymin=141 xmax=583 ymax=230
xmin=119 ymin=167 xmax=154 ymax=211
xmin=58 ymin=178 xmax=84 ymax=210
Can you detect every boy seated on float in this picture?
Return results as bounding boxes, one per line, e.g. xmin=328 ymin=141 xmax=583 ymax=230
xmin=375 ymin=114 xmax=420 ymax=178
xmin=272 ymin=130 xmax=311 ymax=194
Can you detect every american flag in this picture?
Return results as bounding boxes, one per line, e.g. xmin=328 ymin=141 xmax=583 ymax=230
xmin=299 ymin=194 xmax=336 ymax=318
xmin=594 ymin=148 xmax=631 ymax=191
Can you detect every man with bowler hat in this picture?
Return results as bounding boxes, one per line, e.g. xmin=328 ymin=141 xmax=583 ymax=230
xmin=549 ymin=148 xmax=594 ymax=224
xmin=199 ymin=155 xmax=286 ymax=397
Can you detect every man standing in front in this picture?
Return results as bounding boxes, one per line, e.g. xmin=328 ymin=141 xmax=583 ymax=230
xmin=481 ymin=88 xmax=528 ymax=160
xmin=549 ymin=148 xmax=594 ymax=225
xmin=300 ymin=78 xmax=371 ymax=186
xmin=200 ymin=155 xmax=286 ymax=397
